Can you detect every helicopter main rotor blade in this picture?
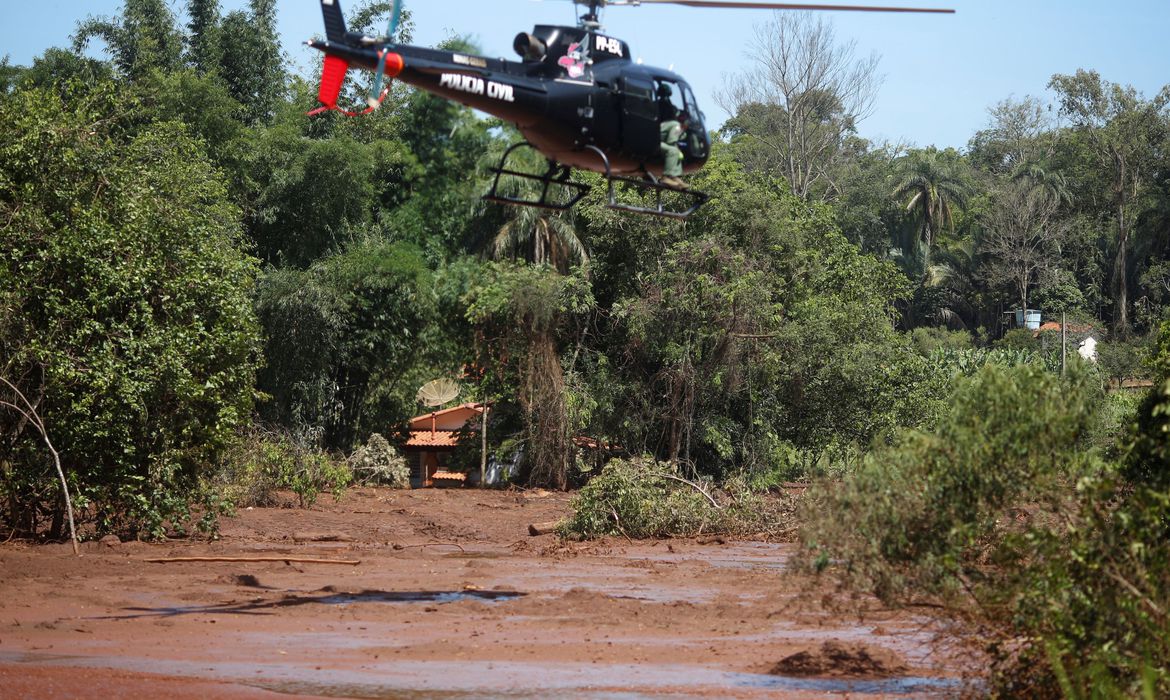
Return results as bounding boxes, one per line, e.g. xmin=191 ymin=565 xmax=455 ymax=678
xmin=612 ymin=0 xmax=953 ymax=12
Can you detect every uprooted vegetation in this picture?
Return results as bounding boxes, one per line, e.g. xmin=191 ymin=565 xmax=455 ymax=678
xmin=559 ymin=458 xmax=800 ymax=540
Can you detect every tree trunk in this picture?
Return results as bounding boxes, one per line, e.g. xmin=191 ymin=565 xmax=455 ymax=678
xmin=522 ymin=331 xmax=569 ymax=490
xmin=1115 ymin=201 xmax=1130 ymax=336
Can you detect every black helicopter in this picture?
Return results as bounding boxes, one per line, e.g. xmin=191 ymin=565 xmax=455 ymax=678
xmin=309 ymin=0 xmax=952 ymax=219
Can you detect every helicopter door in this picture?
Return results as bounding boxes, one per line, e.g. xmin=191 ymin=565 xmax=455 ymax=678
xmin=618 ymin=76 xmax=659 ymax=158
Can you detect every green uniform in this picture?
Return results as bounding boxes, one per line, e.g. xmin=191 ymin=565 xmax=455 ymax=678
xmin=660 ymin=119 xmax=685 ymax=178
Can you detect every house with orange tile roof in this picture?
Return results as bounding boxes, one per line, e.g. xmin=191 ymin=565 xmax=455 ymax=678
xmin=404 ymin=402 xmax=488 ymax=487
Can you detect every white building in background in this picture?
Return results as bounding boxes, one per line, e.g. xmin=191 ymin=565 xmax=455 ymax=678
xmin=1078 ymin=337 xmax=1098 ymax=362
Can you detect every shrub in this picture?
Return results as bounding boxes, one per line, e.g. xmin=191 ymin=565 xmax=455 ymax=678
xmin=910 ymin=327 xmax=973 ymax=355
xmin=799 ymin=362 xmax=1098 ymax=603
xmin=561 ymin=458 xmax=796 ymax=539
xmin=996 ymin=327 xmax=1041 ymax=350
xmin=348 ymin=433 xmax=410 ymax=488
xmin=213 ymin=428 xmax=351 ymax=508
xmin=1098 ymin=339 xmax=1150 ymax=385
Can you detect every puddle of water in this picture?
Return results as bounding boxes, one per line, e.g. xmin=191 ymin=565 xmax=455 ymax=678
xmin=316 ymin=590 xmax=524 ymax=605
xmin=735 ymin=672 xmax=966 ymax=696
xmin=93 ymin=589 xmax=525 ymax=620
xmin=3 ymin=650 xmax=964 ymax=699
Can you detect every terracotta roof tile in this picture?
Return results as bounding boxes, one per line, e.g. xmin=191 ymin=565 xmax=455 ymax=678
xmin=405 ymin=431 xmax=460 ymax=448
xmin=1037 ymin=321 xmax=1095 ymax=333
xmin=431 ymin=470 xmax=467 ymax=482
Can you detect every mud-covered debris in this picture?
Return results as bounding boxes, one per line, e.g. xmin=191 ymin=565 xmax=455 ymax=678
xmin=770 ymin=641 xmax=908 ymax=678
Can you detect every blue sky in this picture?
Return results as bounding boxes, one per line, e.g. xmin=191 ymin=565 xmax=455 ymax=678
xmin=4 ymin=1 xmax=1169 ymax=149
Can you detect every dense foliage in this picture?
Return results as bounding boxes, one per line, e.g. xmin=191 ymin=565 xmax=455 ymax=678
xmin=2 ymin=5 xmax=1169 ymax=691
xmin=0 ymin=83 xmax=261 ymax=537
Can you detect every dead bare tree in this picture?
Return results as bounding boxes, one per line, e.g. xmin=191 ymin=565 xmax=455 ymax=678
xmin=981 ymin=179 xmax=1070 ymax=314
xmin=717 ymin=11 xmax=882 ymax=201
xmin=0 ymin=376 xmax=78 ymax=554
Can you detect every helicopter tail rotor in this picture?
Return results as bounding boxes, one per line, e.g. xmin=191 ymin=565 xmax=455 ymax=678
xmin=309 ymin=0 xmax=405 ymax=117
xmin=367 ymin=0 xmax=403 ymax=108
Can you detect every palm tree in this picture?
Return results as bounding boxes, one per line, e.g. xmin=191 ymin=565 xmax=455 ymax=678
xmin=491 ymin=204 xmax=588 ymax=273
xmin=1011 ymin=161 xmax=1074 ymax=212
xmin=890 ymin=234 xmax=979 ymax=329
xmin=480 ymin=169 xmax=589 ymax=490
xmin=892 ymin=150 xmax=973 ymax=276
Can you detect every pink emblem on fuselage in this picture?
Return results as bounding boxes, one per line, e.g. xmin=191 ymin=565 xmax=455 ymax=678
xmin=557 ymin=42 xmax=586 ymax=79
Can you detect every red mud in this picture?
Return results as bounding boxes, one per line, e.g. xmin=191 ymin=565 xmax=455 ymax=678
xmin=0 ymin=488 xmax=980 ymax=698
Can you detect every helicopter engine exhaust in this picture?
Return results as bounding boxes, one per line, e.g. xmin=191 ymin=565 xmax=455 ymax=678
xmin=513 ymin=32 xmax=546 ymax=61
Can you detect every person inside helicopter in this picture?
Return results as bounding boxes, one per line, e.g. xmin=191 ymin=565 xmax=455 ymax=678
xmin=659 ymin=109 xmax=689 ymax=189
xmin=657 ymin=82 xmax=679 ymax=121
xmin=656 ymin=82 xmax=688 ymax=189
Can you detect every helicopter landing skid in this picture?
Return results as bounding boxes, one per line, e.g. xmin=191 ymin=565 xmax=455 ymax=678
xmin=483 ymin=143 xmax=709 ymax=219
xmin=483 ymin=142 xmax=590 ymax=212
xmin=587 ymin=146 xmax=709 ymax=220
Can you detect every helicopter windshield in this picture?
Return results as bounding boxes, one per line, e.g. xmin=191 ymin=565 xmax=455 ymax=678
xmin=683 ymin=84 xmax=705 ymax=127
xmin=655 ymin=79 xmax=705 ymax=128
xmin=655 ymin=79 xmax=684 ymax=121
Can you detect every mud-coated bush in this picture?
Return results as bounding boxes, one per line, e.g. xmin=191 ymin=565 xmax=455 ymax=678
xmin=1125 ymin=320 xmax=1170 ymax=488
xmin=349 ymin=433 xmax=410 ymax=488
xmin=999 ymin=479 xmax=1170 ymax=699
xmin=213 ymin=428 xmax=351 ymax=508
xmin=561 ymin=458 xmax=795 ymax=539
xmin=799 ymin=362 xmax=1098 ymax=602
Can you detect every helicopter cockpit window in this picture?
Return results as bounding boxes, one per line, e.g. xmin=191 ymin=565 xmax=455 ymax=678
xmin=655 ymin=80 xmax=685 ymax=122
xmin=682 ymin=84 xmax=705 ymax=126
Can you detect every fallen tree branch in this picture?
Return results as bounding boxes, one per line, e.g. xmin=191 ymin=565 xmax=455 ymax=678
xmin=610 ymin=506 xmax=634 ymax=543
xmin=527 ymin=521 xmax=560 ymax=536
xmin=1 ymin=377 xmax=78 ymax=556
xmin=391 ymin=542 xmax=466 ymax=552
xmin=655 ymin=472 xmax=722 ymax=510
xmin=144 ymin=556 xmax=360 ymax=565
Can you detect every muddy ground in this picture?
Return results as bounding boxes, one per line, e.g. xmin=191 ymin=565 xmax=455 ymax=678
xmin=0 ymin=488 xmax=979 ymax=698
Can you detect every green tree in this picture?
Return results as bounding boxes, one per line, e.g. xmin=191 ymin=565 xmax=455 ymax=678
xmin=891 ymin=148 xmax=973 ymax=277
xmin=0 ymin=83 xmax=261 ymax=537
xmin=465 ymin=263 xmax=593 ymax=489
xmin=250 ymin=125 xmax=379 ymax=266
xmin=1049 ymin=70 xmax=1170 ymax=335
xmin=186 ymin=0 xmax=223 ymax=75
xmin=217 ymin=0 xmax=284 ymax=124
xmin=255 ymin=240 xmax=432 ymax=450
xmin=74 ymin=0 xmax=184 ymax=81
xmin=18 ymin=48 xmax=115 ymax=94
xmin=0 ymin=55 xmax=23 ymax=95
xmin=968 ymin=96 xmax=1056 ymax=176
xmin=490 ymin=204 xmax=588 ymax=272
